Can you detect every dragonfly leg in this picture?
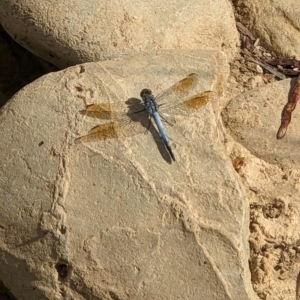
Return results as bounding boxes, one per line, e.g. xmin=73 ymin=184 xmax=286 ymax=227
xmin=134 ymin=108 xmax=146 ymax=114
xmin=160 ymin=114 xmax=174 ymax=126
xmin=145 ymin=116 xmax=152 ymax=133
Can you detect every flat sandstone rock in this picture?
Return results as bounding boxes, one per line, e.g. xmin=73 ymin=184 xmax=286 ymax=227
xmin=0 ymin=50 xmax=257 ymax=299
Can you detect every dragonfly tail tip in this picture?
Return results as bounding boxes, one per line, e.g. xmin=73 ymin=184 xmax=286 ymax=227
xmin=166 ymin=146 xmax=176 ymax=161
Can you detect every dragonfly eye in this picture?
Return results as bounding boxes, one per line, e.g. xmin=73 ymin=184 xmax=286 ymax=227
xmin=140 ymin=89 xmax=152 ymax=98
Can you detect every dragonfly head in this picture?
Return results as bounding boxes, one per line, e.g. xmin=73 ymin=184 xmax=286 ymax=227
xmin=140 ymin=89 xmax=152 ymax=99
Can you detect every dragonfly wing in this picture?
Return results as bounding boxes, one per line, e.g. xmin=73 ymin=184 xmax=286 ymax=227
xmin=75 ymin=112 xmax=148 ymax=143
xmin=156 ymin=73 xmax=200 ymax=106
xmin=75 ymin=121 xmax=122 ymax=143
xmin=159 ymin=91 xmax=214 ymax=121
xmin=176 ymin=91 xmax=214 ymax=112
xmin=79 ymin=103 xmax=129 ymax=120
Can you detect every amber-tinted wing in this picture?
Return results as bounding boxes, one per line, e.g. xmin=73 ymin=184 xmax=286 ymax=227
xmin=75 ymin=103 xmax=147 ymax=143
xmin=156 ymin=73 xmax=200 ymax=103
xmin=176 ymin=91 xmax=214 ymax=112
xmin=79 ymin=103 xmax=129 ymax=120
xmin=156 ymin=73 xmax=213 ymax=113
xmin=75 ymin=122 xmax=119 ymax=143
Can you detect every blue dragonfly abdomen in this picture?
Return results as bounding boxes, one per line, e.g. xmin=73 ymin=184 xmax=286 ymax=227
xmin=141 ymin=89 xmax=175 ymax=161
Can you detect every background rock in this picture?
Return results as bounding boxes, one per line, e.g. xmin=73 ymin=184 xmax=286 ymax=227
xmin=233 ymin=0 xmax=300 ymax=58
xmin=224 ymin=131 xmax=300 ymax=300
xmin=222 ymin=78 xmax=300 ymax=168
xmin=0 ymin=0 xmax=239 ymax=68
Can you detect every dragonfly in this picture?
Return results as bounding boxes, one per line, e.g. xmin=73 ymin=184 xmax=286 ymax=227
xmin=75 ymin=73 xmax=214 ymax=161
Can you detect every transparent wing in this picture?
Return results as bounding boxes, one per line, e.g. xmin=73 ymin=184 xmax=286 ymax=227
xmin=155 ymin=73 xmax=200 ymax=107
xmin=169 ymin=91 xmax=214 ymax=113
xmin=154 ymin=73 xmax=213 ymax=114
xmin=75 ymin=103 xmax=148 ymax=143
xmin=79 ymin=103 xmax=135 ymax=120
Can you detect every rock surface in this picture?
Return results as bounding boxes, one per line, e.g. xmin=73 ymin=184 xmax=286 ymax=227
xmin=222 ymin=79 xmax=300 ymax=168
xmin=0 ymin=50 xmax=258 ymax=299
xmin=223 ymin=64 xmax=300 ymax=300
xmin=2 ymin=0 xmax=300 ymax=299
xmin=234 ymin=0 xmax=300 ymax=58
xmin=0 ymin=0 xmax=238 ymax=68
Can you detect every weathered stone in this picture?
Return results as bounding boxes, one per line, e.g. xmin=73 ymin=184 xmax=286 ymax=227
xmin=0 ymin=50 xmax=257 ymax=299
xmin=223 ymin=78 xmax=300 ymax=168
xmin=0 ymin=0 xmax=239 ymax=68
xmin=234 ymin=0 xmax=300 ymax=58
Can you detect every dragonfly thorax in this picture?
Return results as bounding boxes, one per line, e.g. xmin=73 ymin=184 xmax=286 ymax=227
xmin=140 ymin=90 xmax=159 ymax=115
